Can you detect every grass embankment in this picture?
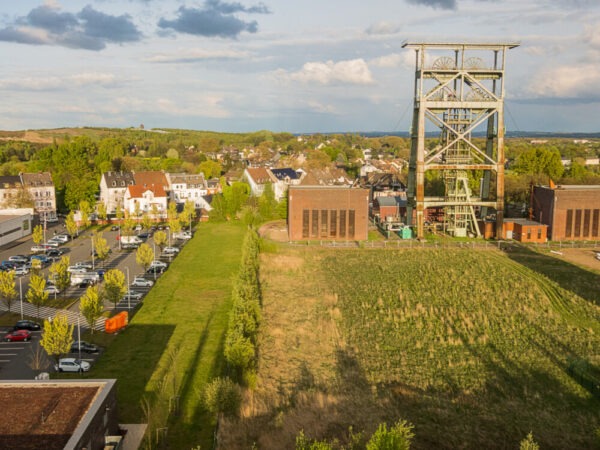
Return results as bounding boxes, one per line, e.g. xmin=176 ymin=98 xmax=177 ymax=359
xmin=90 ymin=221 xmax=245 ymax=449
xmin=221 ymin=245 xmax=600 ymax=449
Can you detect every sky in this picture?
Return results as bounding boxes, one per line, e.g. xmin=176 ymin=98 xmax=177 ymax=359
xmin=0 ymin=0 xmax=599 ymax=134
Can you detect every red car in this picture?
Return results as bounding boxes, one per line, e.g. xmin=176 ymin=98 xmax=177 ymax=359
xmin=4 ymin=330 xmax=32 ymax=342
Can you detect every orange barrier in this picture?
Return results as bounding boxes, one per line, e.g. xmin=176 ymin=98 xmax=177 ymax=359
xmin=104 ymin=311 xmax=129 ymax=333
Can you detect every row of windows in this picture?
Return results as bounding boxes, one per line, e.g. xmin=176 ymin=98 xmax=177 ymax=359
xmin=565 ymin=209 xmax=600 ymax=238
xmin=35 ymin=201 xmax=53 ymax=208
xmin=301 ymin=209 xmax=355 ymax=239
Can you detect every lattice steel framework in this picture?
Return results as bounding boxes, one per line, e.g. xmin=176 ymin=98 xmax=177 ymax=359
xmin=403 ymin=42 xmax=519 ymax=238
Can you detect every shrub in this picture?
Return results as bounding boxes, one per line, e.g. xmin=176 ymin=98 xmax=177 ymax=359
xmin=366 ymin=420 xmax=414 ymax=450
xmin=203 ymin=377 xmax=242 ymax=418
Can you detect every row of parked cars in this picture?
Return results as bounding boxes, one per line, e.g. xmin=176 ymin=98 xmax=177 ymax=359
xmin=3 ymin=320 xmax=99 ymax=372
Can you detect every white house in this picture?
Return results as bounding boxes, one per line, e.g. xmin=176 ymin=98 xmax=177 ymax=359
xmin=20 ymin=172 xmax=57 ymax=221
xmin=123 ymin=184 xmax=168 ymax=218
xmin=269 ymin=168 xmax=304 ymax=201
xmin=166 ymin=172 xmax=212 ymax=211
xmin=243 ymin=167 xmax=276 ymax=197
xmin=99 ymin=171 xmax=135 ymax=214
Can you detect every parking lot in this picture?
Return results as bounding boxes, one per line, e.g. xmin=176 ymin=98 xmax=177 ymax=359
xmin=0 ymin=221 xmax=188 ymax=379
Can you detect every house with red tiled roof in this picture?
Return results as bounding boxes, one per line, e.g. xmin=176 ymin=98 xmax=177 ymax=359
xmin=243 ymin=167 xmax=276 ymax=197
xmin=123 ymin=184 xmax=168 ymax=218
xmin=132 ymin=171 xmax=169 ymax=193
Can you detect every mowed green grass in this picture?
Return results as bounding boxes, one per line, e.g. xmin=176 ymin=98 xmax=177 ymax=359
xmin=90 ymin=221 xmax=245 ymax=448
xmin=322 ymin=248 xmax=600 ymax=449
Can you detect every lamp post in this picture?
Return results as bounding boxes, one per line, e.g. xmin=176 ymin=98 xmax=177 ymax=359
xmin=77 ymin=314 xmax=81 ymax=361
xmin=125 ymin=266 xmax=130 ymax=310
xmin=19 ymin=277 xmax=23 ymax=320
xmin=91 ymin=235 xmax=95 ymax=270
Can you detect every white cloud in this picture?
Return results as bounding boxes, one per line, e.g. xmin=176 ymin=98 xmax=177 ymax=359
xmin=156 ymin=96 xmax=231 ymax=118
xmin=370 ymin=53 xmax=413 ymax=68
xmin=0 ymin=72 xmax=123 ymax=91
xmin=306 ymin=100 xmax=337 ymax=114
xmin=366 ymin=21 xmax=402 ymax=35
xmin=276 ymin=59 xmax=374 ymax=85
xmin=527 ymin=63 xmax=600 ymax=98
xmin=144 ymin=48 xmax=251 ymax=63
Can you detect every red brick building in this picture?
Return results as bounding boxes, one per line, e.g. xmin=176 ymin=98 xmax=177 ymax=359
xmin=503 ymin=219 xmax=548 ymax=243
xmin=532 ymin=185 xmax=600 ymax=241
xmin=288 ymin=186 xmax=369 ymax=241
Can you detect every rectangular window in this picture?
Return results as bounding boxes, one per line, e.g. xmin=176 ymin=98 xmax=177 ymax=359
xmin=592 ymin=210 xmax=599 ymax=238
xmin=320 ymin=210 xmax=328 ymax=237
xmin=565 ymin=209 xmax=573 ymax=238
xmin=311 ymin=209 xmax=318 ymax=238
xmin=348 ymin=209 xmax=355 ymax=238
xmin=339 ymin=210 xmax=346 ymax=238
xmin=302 ymin=209 xmax=309 ymax=238
xmin=330 ymin=210 xmax=337 ymax=237
xmin=537 ymin=228 xmax=542 ymax=239
xmin=574 ymin=210 xmax=582 ymax=238
xmin=583 ymin=209 xmax=591 ymax=237
xmin=526 ymin=229 xmax=531 ymax=241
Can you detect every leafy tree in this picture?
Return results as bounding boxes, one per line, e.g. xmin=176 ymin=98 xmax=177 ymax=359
xmin=26 ymin=274 xmax=49 ymax=319
xmin=142 ymin=212 xmax=153 ymax=231
xmin=40 ymin=313 xmax=74 ymax=365
xmin=79 ymin=200 xmax=93 ymax=228
xmin=0 ymin=270 xmax=17 ymax=313
xmin=65 ymin=211 xmax=78 ymax=238
xmin=168 ymin=202 xmax=182 ymax=234
xmin=153 ymin=230 xmax=167 ymax=251
xmin=258 ymin=183 xmax=277 ymax=220
xmin=97 ymin=201 xmax=107 ymax=221
xmin=103 ymin=269 xmax=127 ymax=310
xmin=519 ymin=432 xmax=540 ymax=450
xmin=366 ymin=420 xmax=414 ymax=450
xmin=198 ymin=159 xmax=222 ymax=179
xmin=122 ymin=216 xmax=136 ymax=236
xmin=115 ymin=204 xmax=123 ymax=220
xmin=276 ymin=190 xmax=288 ymax=219
xmin=181 ymin=200 xmax=196 ymax=230
xmin=136 ymin=243 xmax=155 ymax=273
xmin=512 ymin=146 xmax=564 ymax=180
xmin=32 ymin=224 xmax=44 ymax=245
xmin=49 ymin=256 xmax=71 ymax=294
xmin=240 ymin=205 xmax=261 ymax=228
xmin=203 ymin=377 xmax=242 ymax=419
xmin=224 ymin=332 xmax=255 ymax=370
xmin=150 ymin=204 xmax=160 ymax=221
xmin=92 ymin=232 xmax=110 ymax=266
xmin=134 ymin=201 xmax=141 ymax=218
xmin=79 ymin=286 xmax=104 ymax=334
xmin=222 ymin=181 xmax=250 ymax=218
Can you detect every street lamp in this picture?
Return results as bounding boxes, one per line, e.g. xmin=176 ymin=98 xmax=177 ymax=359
xmin=19 ymin=277 xmax=23 ymax=320
xmin=77 ymin=314 xmax=81 ymax=361
xmin=91 ymin=235 xmax=95 ymax=270
xmin=125 ymin=266 xmax=130 ymax=310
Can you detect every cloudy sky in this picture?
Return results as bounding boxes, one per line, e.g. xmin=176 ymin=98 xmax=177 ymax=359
xmin=1 ymin=0 xmax=599 ymax=133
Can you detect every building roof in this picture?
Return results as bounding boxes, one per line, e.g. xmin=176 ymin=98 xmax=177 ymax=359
xmin=127 ymin=184 xmax=167 ymax=198
xmin=0 ymin=381 xmax=108 ymax=450
xmin=300 ymin=167 xmax=353 ymax=186
xmin=245 ymin=167 xmax=273 ymax=184
xmin=270 ymin=168 xmax=300 ymax=181
xmin=376 ymin=196 xmax=406 ymax=207
xmin=168 ymin=172 xmax=206 ymax=186
xmin=21 ymin=172 xmax=53 ymax=187
xmin=0 ymin=175 xmax=22 ymax=189
xmin=103 ymin=171 xmax=134 ymax=187
xmin=504 ymin=218 xmax=547 ymax=226
xmin=133 ymin=171 xmax=169 ymax=190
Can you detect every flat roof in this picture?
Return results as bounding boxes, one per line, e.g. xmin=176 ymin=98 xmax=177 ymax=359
xmin=538 ymin=185 xmax=600 ymax=190
xmin=402 ymin=41 xmax=520 ymax=50
xmin=505 ymin=218 xmax=547 ymax=226
xmin=0 ymin=381 xmax=109 ymax=450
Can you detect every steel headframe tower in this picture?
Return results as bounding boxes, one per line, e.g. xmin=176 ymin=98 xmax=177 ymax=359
xmin=403 ymin=42 xmax=519 ymax=239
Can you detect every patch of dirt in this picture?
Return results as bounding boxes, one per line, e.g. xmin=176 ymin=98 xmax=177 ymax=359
xmin=554 ymin=247 xmax=600 ymax=272
xmin=258 ymin=220 xmax=289 ymax=242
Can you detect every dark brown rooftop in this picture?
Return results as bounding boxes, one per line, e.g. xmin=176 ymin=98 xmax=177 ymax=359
xmin=0 ymin=384 xmax=100 ymax=450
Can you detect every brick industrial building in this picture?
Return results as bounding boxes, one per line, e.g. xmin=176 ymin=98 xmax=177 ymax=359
xmin=531 ymin=185 xmax=600 ymax=241
xmin=288 ymin=186 xmax=369 ymax=241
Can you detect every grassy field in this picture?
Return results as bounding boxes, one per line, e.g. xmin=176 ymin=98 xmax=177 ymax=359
xmin=219 ymin=244 xmax=600 ymax=449
xmin=89 ymin=221 xmax=245 ymax=449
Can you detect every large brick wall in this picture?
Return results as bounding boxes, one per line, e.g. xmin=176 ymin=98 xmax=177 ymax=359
xmin=288 ymin=187 xmax=369 ymax=241
xmin=533 ymin=186 xmax=600 ymax=241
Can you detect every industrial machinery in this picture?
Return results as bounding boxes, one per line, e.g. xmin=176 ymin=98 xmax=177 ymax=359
xmin=403 ymin=42 xmax=519 ymax=238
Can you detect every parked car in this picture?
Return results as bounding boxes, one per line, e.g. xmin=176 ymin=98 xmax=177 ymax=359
xmin=13 ymin=320 xmax=41 ymax=331
xmin=173 ymin=231 xmax=192 ymax=240
xmin=30 ymin=255 xmax=50 ymax=266
xmin=110 ymin=224 xmax=120 ymax=231
xmin=67 ymin=266 xmax=88 ymax=274
xmin=122 ymin=290 xmax=143 ymax=300
xmin=48 ymin=237 xmax=64 ymax=246
xmin=150 ymin=260 xmax=167 ymax=269
xmin=51 ymin=234 xmax=69 ymax=243
xmin=137 ymin=232 xmax=151 ymax=240
xmin=74 ymin=261 xmax=94 ymax=270
xmin=30 ymin=245 xmax=46 ymax=253
xmin=131 ymin=277 xmax=154 ymax=287
xmin=4 ymin=330 xmax=32 ymax=342
xmin=70 ymin=341 xmax=99 ymax=354
xmin=147 ymin=266 xmax=165 ymax=275
xmin=162 ymin=246 xmax=180 ymax=255
xmin=13 ymin=266 xmax=29 ymax=276
xmin=1 ymin=261 xmax=19 ymax=270
xmin=42 ymin=241 xmax=60 ymax=248
xmin=55 ymin=358 xmax=91 ymax=373
xmin=44 ymin=286 xmax=60 ymax=295
xmin=8 ymin=255 xmax=29 ymax=264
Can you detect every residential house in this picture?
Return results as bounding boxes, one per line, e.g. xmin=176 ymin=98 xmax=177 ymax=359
xmin=0 ymin=176 xmax=26 ymax=210
xmin=123 ymin=184 xmax=168 ymax=218
xmin=206 ymin=178 xmax=222 ymax=195
xmin=243 ymin=167 xmax=275 ymax=197
xmin=269 ymin=168 xmax=304 ymax=201
xmin=167 ymin=172 xmax=212 ymax=211
xmin=133 ymin=171 xmax=170 ymax=195
xmin=20 ymin=172 xmax=57 ymax=221
xmin=299 ymin=167 xmax=354 ymax=187
xmin=99 ymin=171 xmax=135 ymax=215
